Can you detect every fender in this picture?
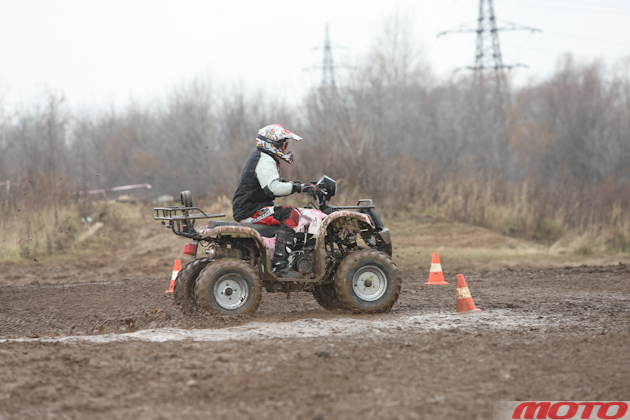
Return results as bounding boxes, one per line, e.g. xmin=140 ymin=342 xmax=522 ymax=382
xmin=313 ymin=211 xmax=375 ymax=280
xmin=196 ymin=225 xmax=272 ymax=277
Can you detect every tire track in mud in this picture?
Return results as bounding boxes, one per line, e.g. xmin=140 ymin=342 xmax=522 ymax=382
xmin=0 ymin=309 xmax=582 ymax=344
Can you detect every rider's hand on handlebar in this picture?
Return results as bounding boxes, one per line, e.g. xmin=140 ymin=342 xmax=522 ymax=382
xmin=291 ymin=181 xmax=302 ymax=194
xmin=291 ymin=181 xmax=317 ymax=194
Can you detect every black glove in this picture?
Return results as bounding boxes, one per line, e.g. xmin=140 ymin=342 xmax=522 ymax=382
xmin=291 ymin=181 xmax=302 ymax=194
xmin=291 ymin=181 xmax=318 ymax=194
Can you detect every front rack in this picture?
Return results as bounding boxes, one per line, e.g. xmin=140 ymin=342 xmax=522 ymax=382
xmin=327 ymin=199 xmax=385 ymax=230
xmin=154 ymin=206 xmax=226 ymax=238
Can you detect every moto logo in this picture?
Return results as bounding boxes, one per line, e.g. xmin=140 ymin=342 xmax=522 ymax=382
xmin=512 ymin=402 xmax=628 ymax=420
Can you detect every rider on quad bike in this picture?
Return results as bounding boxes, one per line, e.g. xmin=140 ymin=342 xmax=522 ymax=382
xmin=154 ymin=125 xmax=401 ymax=315
xmin=232 ymin=124 xmax=311 ymax=279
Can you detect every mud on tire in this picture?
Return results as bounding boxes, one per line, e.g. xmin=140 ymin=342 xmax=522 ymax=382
xmin=173 ymin=258 xmax=212 ymax=313
xmin=312 ymin=284 xmax=344 ymax=311
xmin=334 ymin=249 xmax=402 ymax=313
xmin=194 ymin=258 xmax=262 ymax=316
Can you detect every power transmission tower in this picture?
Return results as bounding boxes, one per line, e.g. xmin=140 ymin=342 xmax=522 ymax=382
xmin=438 ymin=0 xmax=539 ymax=84
xmin=306 ymin=23 xmax=348 ymax=90
xmin=321 ymin=23 xmax=336 ymax=87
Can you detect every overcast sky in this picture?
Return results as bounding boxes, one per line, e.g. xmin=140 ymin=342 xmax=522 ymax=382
xmin=1 ymin=0 xmax=629 ymax=111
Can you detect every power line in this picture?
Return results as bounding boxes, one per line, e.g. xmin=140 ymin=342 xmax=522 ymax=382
xmin=510 ymin=45 xmax=564 ymax=55
xmin=544 ymin=31 xmax=630 ymax=47
xmin=504 ymin=0 xmax=630 ymax=16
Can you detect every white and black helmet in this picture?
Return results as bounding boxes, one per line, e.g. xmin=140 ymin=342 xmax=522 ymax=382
xmin=256 ymin=124 xmax=303 ymax=164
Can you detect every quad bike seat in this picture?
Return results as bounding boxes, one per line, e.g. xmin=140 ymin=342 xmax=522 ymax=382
xmin=205 ymin=220 xmax=281 ymax=238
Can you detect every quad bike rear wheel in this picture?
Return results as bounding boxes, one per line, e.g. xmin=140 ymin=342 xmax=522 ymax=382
xmin=334 ymin=249 xmax=402 ymax=313
xmin=173 ymin=258 xmax=211 ymax=313
xmin=194 ymin=258 xmax=262 ymax=315
xmin=312 ymin=284 xmax=344 ymax=311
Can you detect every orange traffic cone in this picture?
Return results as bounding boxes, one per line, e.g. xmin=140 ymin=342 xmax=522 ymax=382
xmin=425 ymin=253 xmax=449 ymax=285
xmin=456 ymin=274 xmax=481 ymax=313
xmin=165 ymin=260 xmax=181 ymax=294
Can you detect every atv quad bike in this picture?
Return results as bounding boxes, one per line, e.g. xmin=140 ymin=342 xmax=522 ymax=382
xmin=154 ymin=176 xmax=401 ymax=315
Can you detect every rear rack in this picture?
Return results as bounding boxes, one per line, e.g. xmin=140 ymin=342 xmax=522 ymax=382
xmin=154 ymin=206 xmax=226 ymax=239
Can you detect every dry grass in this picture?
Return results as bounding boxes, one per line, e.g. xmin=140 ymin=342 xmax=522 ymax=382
xmin=370 ymin=166 xmax=630 ymax=255
xmin=0 ymin=200 xmax=125 ymax=262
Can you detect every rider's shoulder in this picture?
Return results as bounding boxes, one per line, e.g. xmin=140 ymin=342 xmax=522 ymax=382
xmin=258 ymin=152 xmax=279 ymax=166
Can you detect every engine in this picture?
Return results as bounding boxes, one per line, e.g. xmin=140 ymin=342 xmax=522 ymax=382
xmin=290 ymin=249 xmax=315 ymax=275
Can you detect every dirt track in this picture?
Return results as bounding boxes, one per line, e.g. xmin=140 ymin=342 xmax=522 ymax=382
xmin=1 ymin=262 xmax=630 ymax=419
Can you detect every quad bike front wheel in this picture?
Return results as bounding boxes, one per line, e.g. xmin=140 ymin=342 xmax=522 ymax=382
xmin=334 ymin=249 xmax=402 ymax=313
xmin=194 ymin=258 xmax=262 ymax=315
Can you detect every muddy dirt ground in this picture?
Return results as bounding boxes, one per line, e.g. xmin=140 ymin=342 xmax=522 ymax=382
xmin=1 ymin=257 xmax=629 ymax=420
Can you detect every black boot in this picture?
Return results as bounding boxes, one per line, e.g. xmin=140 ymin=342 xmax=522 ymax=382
xmin=272 ymin=230 xmax=301 ymax=279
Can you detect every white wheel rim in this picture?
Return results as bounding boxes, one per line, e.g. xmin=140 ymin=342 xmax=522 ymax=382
xmin=352 ymin=265 xmax=388 ymax=302
xmin=213 ymin=274 xmax=249 ymax=310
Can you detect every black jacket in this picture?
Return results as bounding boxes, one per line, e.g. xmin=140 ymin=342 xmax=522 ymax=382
xmin=232 ymin=149 xmax=277 ymax=221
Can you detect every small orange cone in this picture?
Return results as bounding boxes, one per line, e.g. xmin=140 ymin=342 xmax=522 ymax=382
xmin=165 ymin=260 xmax=181 ymax=294
xmin=425 ymin=253 xmax=449 ymax=285
xmin=456 ymin=274 xmax=481 ymax=313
